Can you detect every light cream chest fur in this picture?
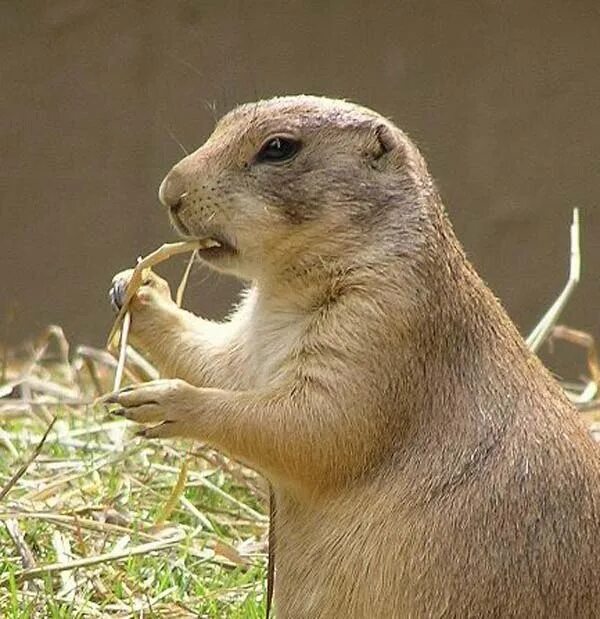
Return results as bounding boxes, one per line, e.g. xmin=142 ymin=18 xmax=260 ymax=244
xmin=232 ymin=287 xmax=307 ymax=388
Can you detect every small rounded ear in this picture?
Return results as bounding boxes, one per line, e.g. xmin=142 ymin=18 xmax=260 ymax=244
xmin=375 ymin=123 xmax=398 ymax=155
xmin=369 ymin=122 xmax=404 ymax=169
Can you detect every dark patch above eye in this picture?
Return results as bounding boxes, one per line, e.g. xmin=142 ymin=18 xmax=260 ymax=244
xmin=255 ymin=137 xmax=300 ymax=163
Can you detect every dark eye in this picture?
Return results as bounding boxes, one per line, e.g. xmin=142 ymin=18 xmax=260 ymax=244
xmin=256 ymin=137 xmax=300 ymax=163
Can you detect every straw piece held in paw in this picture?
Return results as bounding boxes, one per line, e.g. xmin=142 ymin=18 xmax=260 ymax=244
xmin=176 ymin=250 xmax=198 ymax=308
xmin=113 ymin=311 xmax=131 ymax=392
xmin=107 ymin=240 xmax=204 ymax=349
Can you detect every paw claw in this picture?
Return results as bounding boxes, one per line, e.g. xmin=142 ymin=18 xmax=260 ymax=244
xmin=109 ymin=278 xmax=128 ymax=313
xmin=108 ymin=287 xmax=119 ymax=314
xmin=140 ymin=421 xmax=179 ymax=440
xmin=100 ymin=380 xmax=195 ymax=440
xmin=100 ymin=385 xmax=137 ymax=406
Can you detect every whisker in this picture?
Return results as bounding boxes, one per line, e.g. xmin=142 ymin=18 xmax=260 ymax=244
xmin=163 ymin=125 xmax=189 ymax=156
xmin=166 ymin=51 xmax=205 ymax=79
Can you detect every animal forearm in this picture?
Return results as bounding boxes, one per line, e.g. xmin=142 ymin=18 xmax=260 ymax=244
xmin=130 ymin=308 xmax=243 ymax=390
xmin=110 ymin=377 xmax=379 ymax=489
xmin=185 ymin=386 xmax=380 ymax=488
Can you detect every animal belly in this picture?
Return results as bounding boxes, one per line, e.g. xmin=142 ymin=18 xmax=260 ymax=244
xmin=271 ymin=497 xmax=411 ymax=618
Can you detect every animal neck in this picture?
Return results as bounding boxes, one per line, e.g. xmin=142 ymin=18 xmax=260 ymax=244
xmin=253 ymin=249 xmax=361 ymax=316
xmin=390 ymin=238 xmax=545 ymax=489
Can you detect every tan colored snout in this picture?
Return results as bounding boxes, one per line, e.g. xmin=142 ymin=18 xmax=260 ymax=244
xmin=158 ymin=169 xmax=187 ymax=210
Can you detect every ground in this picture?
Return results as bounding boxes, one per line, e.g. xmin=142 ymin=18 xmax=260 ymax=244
xmin=0 ymin=329 xmax=268 ymax=618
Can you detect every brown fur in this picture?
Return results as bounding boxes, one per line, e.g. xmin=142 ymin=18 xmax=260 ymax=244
xmin=111 ymin=96 xmax=600 ymax=618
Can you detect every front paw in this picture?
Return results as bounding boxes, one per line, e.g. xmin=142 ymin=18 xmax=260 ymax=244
xmin=108 ymin=269 xmax=178 ymax=345
xmin=105 ymin=379 xmax=201 ymax=439
xmin=109 ymin=269 xmax=173 ymax=314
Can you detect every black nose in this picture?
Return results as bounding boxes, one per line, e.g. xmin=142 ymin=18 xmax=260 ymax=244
xmin=158 ymin=171 xmax=187 ymax=209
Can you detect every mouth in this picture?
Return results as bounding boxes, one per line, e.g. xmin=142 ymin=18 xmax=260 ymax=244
xmin=196 ymin=235 xmax=237 ymax=260
xmin=169 ymin=210 xmax=236 ymax=260
xmin=169 ymin=209 xmax=192 ymax=237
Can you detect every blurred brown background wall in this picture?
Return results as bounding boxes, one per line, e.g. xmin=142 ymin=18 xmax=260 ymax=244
xmin=1 ymin=1 xmax=599 ymax=377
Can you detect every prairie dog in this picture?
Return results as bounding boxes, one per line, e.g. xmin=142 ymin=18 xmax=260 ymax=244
xmin=109 ymin=96 xmax=600 ymax=618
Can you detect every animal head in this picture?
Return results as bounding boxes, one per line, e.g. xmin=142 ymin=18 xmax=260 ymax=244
xmin=158 ymin=95 xmax=436 ymax=282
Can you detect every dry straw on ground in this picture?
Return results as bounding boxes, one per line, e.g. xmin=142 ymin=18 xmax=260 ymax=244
xmin=0 ymin=209 xmax=598 ymax=616
xmin=0 ymin=242 xmax=268 ymax=617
